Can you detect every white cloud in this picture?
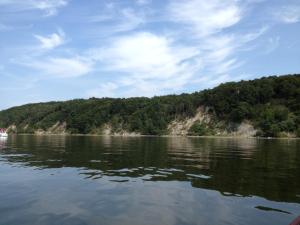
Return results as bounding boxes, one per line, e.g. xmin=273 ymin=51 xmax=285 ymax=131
xmin=115 ymin=8 xmax=145 ymax=33
xmin=3 ymin=0 xmax=269 ymax=101
xmin=97 ymin=32 xmax=199 ymax=78
xmin=84 ymin=0 xmax=268 ymax=97
xmin=168 ymin=1 xmax=267 ymax=77
xmin=165 ymin=0 xmax=265 ymax=79
xmin=204 ymin=35 xmax=236 ymax=62
xmin=201 ymin=27 xmax=266 ymax=74
xmin=275 ymin=5 xmax=300 ymax=23
xmin=23 ymin=57 xmax=92 ymax=78
xmin=168 ymin=0 xmax=242 ymax=37
xmin=33 ymin=0 xmax=68 ymax=16
xmin=86 ymin=32 xmax=201 ymax=96
xmin=88 ymin=7 xmax=145 ymax=35
xmin=0 ymin=0 xmax=68 ymax=16
xmin=34 ymin=30 xmax=65 ymax=49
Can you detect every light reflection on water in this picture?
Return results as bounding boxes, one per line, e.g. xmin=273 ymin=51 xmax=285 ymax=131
xmin=0 ymin=135 xmax=300 ymax=225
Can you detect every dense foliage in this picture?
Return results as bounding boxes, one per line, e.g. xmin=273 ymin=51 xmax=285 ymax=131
xmin=0 ymin=74 xmax=299 ymax=137
xmin=200 ymin=74 xmax=300 ymax=137
xmin=188 ymin=123 xmax=209 ymax=136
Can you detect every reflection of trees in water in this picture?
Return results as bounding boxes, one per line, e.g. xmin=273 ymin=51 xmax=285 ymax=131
xmin=166 ymin=137 xmax=258 ymax=171
xmin=2 ymin=135 xmax=300 ymax=203
xmin=193 ymin=138 xmax=300 ymax=203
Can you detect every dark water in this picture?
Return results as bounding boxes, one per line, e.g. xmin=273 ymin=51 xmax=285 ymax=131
xmin=0 ymin=135 xmax=299 ymax=225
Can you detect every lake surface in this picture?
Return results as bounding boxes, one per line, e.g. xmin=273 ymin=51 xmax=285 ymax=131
xmin=0 ymin=135 xmax=299 ymax=225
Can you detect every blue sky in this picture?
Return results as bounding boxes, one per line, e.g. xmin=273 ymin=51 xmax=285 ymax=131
xmin=0 ymin=0 xmax=299 ymax=110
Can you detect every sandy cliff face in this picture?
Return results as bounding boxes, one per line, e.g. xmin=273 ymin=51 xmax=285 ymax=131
xmin=100 ymin=124 xmax=141 ymax=136
xmin=6 ymin=114 xmax=257 ymax=137
xmin=35 ymin=122 xmax=68 ymax=135
xmin=7 ymin=125 xmax=17 ymax=133
xmin=232 ymin=122 xmax=257 ymax=137
xmin=167 ymin=107 xmax=212 ymax=136
xmin=6 ymin=122 xmax=68 ymax=135
xmin=167 ymin=107 xmax=257 ymax=137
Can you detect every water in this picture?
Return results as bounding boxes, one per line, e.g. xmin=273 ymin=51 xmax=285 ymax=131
xmin=0 ymin=135 xmax=299 ymax=225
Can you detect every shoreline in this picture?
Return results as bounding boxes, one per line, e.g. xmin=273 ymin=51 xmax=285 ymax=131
xmin=7 ymin=133 xmax=300 ymax=140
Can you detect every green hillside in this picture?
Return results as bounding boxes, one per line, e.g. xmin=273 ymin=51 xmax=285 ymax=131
xmin=0 ymin=74 xmax=299 ymax=137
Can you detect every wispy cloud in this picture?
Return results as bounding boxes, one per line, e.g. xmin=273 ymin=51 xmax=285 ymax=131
xmin=274 ymin=5 xmax=300 ymax=23
xmin=165 ymin=0 xmax=265 ymax=83
xmin=168 ymin=0 xmax=242 ymax=37
xmin=2 ymin=0 xmax=295 ymax=107
xmin=34 ymin=30 xmax=65 ymax=49
xmin=88 ymin=7 xmax=145 ymax=36
xmin=84 ymin=0 xmax=267 ymax=97
xmin=112 ymin=8 xmax=145 ymax=33
xmin=91 ymin=32 xmax=199 ymax=78
xmin=22 ymin=57 xmax=92 ymax=78
xmin=86 ymin=32 xmax=201 ymax=96
xmin=0 ymin=0 xmax=68 ymax=16
xmin=203 ymin=26 xmax=267 ymax=71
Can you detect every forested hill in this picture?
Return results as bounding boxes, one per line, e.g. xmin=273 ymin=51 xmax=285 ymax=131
xmin=0 ymin=74 xmax=299 ymax=137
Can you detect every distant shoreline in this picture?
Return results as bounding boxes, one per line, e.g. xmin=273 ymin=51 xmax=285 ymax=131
xmin=7 ymin=133 xmax=300 ymax=140
xmin=1 ymin=75 xmax=299 ymax=139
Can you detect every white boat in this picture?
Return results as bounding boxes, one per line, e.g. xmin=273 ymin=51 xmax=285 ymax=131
xmin=0 ymin=128 xmax=8 ymax=138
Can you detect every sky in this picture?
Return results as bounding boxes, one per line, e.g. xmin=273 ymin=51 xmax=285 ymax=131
xmin=0 ymin=0 xmax=300 ymax=110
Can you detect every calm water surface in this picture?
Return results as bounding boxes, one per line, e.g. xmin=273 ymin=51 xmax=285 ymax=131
xmin=0 ymin=135 xmax=299 ymax=225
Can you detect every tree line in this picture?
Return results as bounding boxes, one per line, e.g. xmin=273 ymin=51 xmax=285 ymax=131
xmin=0 ymin=74 xmax=299 ymax=137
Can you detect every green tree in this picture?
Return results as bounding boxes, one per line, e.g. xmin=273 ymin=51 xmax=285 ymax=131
xmin=188 ymin=122 xmax=207 ymax=136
